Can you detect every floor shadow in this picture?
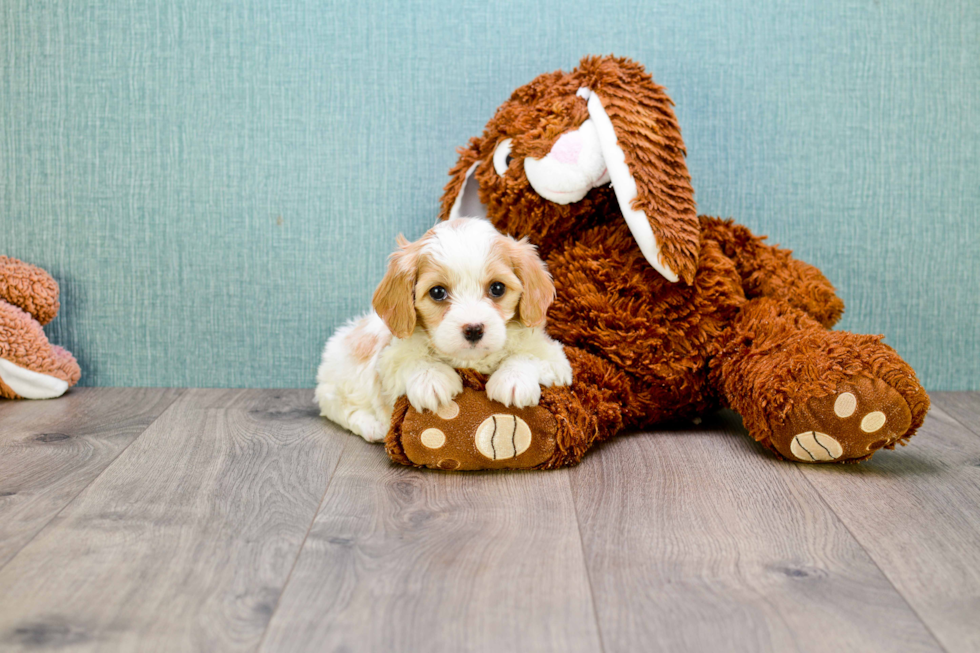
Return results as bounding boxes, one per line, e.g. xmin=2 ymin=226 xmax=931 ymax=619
xmin=802 ymin=449 xmax=948 ymax=479
xmin=702 ymin=409 xmax=949 ymax=478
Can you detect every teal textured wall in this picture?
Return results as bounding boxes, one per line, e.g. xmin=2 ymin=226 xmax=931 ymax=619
xmin=1 ymin=0 xmax=978 ymax=390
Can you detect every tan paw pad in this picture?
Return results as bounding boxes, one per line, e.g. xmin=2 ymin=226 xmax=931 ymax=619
xmin=436 ymin=401 xmax=460 ymax=420
xmin=474 ymin=414 xmax=532 ymax=460
xmin=833 ymin=392 xmax=857 ymax=418
xmin=790 ymin=431 xmax=844 ymax=462
xmin=420 ymin=428 xmax=446 ymax=449
xmin=860 ymin=411 xmax=886 ymax=433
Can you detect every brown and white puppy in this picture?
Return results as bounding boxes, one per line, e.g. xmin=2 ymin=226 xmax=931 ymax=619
xmin=315 ymin=217 xmax=572 ymax=442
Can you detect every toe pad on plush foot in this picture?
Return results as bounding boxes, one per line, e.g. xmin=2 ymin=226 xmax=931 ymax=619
xmin=776 ymin=376 xmax=912 ymax=463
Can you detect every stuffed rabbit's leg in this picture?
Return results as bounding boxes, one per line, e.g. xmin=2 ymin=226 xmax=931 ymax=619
xmin=700 ymin=216 xmax=845 ymax=328
xmin=385 ymin=346 xmax=629 ymax=470
xmin=711 ymin=297 xmax=929 ymax=463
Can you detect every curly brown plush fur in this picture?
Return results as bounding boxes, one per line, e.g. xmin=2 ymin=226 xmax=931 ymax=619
xmin=387 ymin=55 xmax=928 ymax=469
xmin=0 ymin=255 xmax=61 ymax=326
xmin=0 ymin=256 xmax=80 ymax=400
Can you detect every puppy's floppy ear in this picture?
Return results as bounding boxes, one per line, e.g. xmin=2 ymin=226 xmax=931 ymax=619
xmin=576 ymin=56 xmax=700 ymax=284
xmin=508 ymin=237 xmax=555 ymax=328
xmin=372 ymin=235 xmax=419 ymax=339
xmin=439 ymin=140 xmax=486 ymax=222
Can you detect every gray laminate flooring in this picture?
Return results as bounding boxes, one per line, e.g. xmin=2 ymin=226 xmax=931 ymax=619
xmin=1 ymin=389 xmax=978 ymax=652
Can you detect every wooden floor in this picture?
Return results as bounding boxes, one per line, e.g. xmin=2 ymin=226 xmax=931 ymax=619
xmin=0 ymin=390 xmax=978 ymax=652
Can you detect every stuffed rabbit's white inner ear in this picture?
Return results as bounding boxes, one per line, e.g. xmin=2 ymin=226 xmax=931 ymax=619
xmin=447 ymin=162 xmax=487 ymax=221
xmin=584 ymin=88 xmax=679 ymax=283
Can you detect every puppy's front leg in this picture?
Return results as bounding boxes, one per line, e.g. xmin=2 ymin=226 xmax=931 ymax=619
xmin=379 ymin=333 xmax=463 ymax=413
xmin=532 ymin=339 xmax=574 ymax=388
xmin=404 ymin=361 xmax=463 ymax=413
xmin=486 ymin=356 xmax=543 ymax=408
xmin=487 ymin=334 xmax=573 ymax=407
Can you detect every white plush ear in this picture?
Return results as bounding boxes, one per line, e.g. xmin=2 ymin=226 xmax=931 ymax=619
xmin=582 ymin=88 xmax=678 ymax=283
xmin=0 ymin=358 xmax=69 ymax=399
xmin=447 ymin=162 xmax=487 ymax=221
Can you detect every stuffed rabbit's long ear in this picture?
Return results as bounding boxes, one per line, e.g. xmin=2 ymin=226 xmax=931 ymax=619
xmin=579 ymin=59 xmax=700 ymax=284
xmin=439 ymin=141 xmax=486 ymax=222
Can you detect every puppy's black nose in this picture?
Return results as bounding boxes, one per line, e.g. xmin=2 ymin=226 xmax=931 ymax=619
xmin=463 ymin=323 xmax=484 ymax=343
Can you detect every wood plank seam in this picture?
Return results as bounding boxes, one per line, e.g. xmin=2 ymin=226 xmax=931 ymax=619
xmin=0 ymin=388 xmax=186 ymax=575
xmin=567 ymin=471 xmax=609 ymax=653
xmin=933 ymin=394 xmax=980 ymax=439
xmin=791 ymin=464 xmax=949 ymax=652
xmin=254 ymin=436 xmax=350 ymax=652
xmin=0 ymin=388 xmax=344 ymax=651
xmin=569 ymin=413 xmax=947 ymax=652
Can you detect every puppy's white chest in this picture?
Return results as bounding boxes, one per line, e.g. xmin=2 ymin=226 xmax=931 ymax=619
xmin=439 ymin=349 xmax=509 ymax=376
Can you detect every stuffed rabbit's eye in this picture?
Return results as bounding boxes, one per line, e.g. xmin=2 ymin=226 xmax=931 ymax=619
xmin=428 ymin=286 xmax=448 ymax=302
xmin=492 ymin=138 xmax=514 ymax=176
xmin=488 ymin=281 xmax=506 ymax=298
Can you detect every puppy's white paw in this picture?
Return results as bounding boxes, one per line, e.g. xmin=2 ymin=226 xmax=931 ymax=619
xmin=487 ymin=366 xmax=541 ymax=408
xmin=539 ymin=357 xmax=573 ymax=388
xmin=407 ymin=365 xmax=463 ymax=413
xmin=347 ymin=411 xmax=388 ymax=443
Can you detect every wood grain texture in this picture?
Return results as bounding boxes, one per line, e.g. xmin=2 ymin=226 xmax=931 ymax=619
xmin=0 ymin=389 xmax=345 ymax=652
xmin=260 ymin=437 xmax=602 ymax=653
xmin=0 ymin=388 xmax=182 ymax=568
xmin=569 ymin=414 xmax=942 ymax=653
xmin=800 ymin=397 xmax=980 ymax=652
xmin=3 ymin=389 xmax=980 ymax=652
xmin=932 ymin=392 xmax=980 ymax=437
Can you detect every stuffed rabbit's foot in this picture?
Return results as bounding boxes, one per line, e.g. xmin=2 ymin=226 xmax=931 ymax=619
xmin=0 ymin=300 xmax=81 ymax=400
xmin=386 ymin=386 xmax=558 ymax=470
xmin=769 ymin=376 xmax=913 ymax=463
xmin=387 ymin=367 xmax=612 ymax=471
xmin=716 ymin=297 xmax=930 ymax=464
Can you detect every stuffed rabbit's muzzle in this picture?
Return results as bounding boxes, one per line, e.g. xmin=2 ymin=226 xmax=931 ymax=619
xmin=506 ymin=114 xmax=609 ymax=205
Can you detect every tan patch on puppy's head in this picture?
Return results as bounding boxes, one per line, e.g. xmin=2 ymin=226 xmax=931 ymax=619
xmin=373 ymin=234 xmax=427 ymax=338
xmin=483 ymin=249 xmax=522 ymax=322
xmin=493 ymin=236 xmax=555 ymax=327
xmin=413 ymin=255 xmax=453 ymax=333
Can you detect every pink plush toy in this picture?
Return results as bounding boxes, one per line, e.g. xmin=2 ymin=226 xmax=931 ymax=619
xmin=0 ymin=256 xmax=81 ymax=399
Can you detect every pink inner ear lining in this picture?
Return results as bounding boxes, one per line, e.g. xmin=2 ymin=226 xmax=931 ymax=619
xmin=549 ymin=130 xmax=583 ymax=165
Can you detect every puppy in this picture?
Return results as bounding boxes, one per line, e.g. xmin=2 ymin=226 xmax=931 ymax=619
xmin=315 ymin=217 xmax=573 ymax=442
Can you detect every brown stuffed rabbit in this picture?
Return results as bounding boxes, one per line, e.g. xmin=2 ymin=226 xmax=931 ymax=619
xmin=0 ymin=256 xmax=81 ymax=399
xmin=386 ymin=55 xmax=929 ymax=470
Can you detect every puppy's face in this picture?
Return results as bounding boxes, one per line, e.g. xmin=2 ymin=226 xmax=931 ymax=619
xmin=373 ymin=218 xmax=554 ymax=361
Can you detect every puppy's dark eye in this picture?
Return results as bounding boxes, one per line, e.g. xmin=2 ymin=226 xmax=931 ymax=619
xmin=488 ymin=282 xmax=506 ymax=298
xmin=428 ymin=286 xmax=448 ymax=302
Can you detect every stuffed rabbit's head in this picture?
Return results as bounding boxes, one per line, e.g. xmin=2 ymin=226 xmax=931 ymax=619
xmin=439 ymin=55 xmax=699 ymax=284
